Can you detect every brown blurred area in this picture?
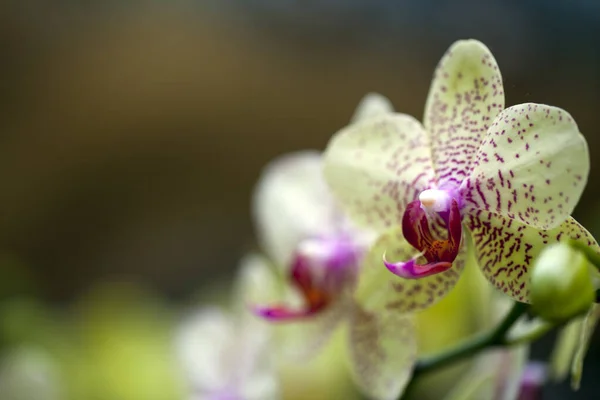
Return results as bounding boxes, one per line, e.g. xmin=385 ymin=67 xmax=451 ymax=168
xmin=0 ymin=1 xmax=599 ymax=303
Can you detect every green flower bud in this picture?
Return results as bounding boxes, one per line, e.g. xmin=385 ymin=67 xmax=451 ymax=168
xmin=530 ymin=243 xmax=595 ymax=322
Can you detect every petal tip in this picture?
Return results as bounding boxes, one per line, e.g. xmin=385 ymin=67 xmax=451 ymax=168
xmin=382 ymin=252 xmax=421 ymax=279
xmin=383 ymin=251 xmax=453 ymax=280
xmin=450 ymin=38 xmax=490 ymax=53
xmin=251 ymin=304 xmax=288 ymax=321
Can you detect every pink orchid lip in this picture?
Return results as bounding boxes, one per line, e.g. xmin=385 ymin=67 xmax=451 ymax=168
xmin=252 ymin=303 xmax=325 ymax=321
xmin=254 ymin=236 xmax=359 ymax=322
xmin=384 ymin=196 xmax=462 ymax=279
xmin=383 ymin=254 xmax=452 ymax=279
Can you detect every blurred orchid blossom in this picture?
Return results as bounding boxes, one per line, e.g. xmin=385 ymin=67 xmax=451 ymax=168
xmin=175 ymin=254 xmax=279 ymax=400
xmin=251 ymin=94 xmax=417 ymax=400
xmin=323 ymin=39 xmax=597 ymax=314
xmin=0 ymin=347 xmax=64 ymax=400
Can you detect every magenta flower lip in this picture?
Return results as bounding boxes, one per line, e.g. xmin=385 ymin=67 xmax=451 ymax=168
xmin=254 ymin=236 xmax=359 ymax=322
xmin=384 ymin=198 xmax=461 ymax=279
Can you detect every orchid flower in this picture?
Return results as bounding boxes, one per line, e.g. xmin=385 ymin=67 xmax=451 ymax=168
xmin=175 ymin=254 xmax=279 ymax=400
xmin=323 ymin=39 xmax=598 ymax=314
xmin=251 ymin=94 xmax=417 ymax=400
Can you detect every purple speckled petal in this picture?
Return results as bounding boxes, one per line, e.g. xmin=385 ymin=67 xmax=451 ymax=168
xmin=461 ymin=103 xmax=589 ymax=230
xmin=355 ymin=226 xmax=466 ymax=313
xmin=347 ymin=303 xmax=416 ymax=400
xmin=466 ymin=213 xmax=599 ymax=303
xmin=423 ymin=39 xmax=504 ymax=189
xmin=323 ymin=114 xmax=435 ymax=233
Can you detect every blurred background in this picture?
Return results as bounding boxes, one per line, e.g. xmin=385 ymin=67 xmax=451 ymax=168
xmin=0 ymin=0 xmax=599 ymax=399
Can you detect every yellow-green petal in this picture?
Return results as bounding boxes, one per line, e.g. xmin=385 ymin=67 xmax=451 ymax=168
xmin=462 ymin=103 xmax=589 ymax=230
xmin=324 ymin=114 xmax=435 ymax=233
xmin=467 ymin=214 xmax=598 ymax=302
xmin=351 ymin=93 xmax=394 ymax=123
xmin=355 ymin=226 xmax=466 ymax=313
xmin=347 ymin=304 xmax=416 ymax=400
xmin=423 ymin=39 xmax=504 ymax=188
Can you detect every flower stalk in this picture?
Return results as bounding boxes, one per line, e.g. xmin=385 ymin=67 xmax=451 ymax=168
xmin=400 ymin=301 xmax=529 ymax=399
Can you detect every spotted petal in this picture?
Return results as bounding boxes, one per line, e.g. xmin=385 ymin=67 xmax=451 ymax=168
xmin=351 ymin=93 xmax=394 ymax=123
xmin=423 ymin=39 xmax=504 ymax=189
xmin=324 ymin=114 xmax=435 ymax=233
xmin=355 ymin=226 xmax=466 ymax=313
xmin=466 ymin=213 xmax=598 ymax=302
xmin=347 ymin=304 xmax=416 ymax=400
xmin=253 ymin=151 xmax=341 ymax=270
xmin=461 ymin=103 xmax=589 ymax=230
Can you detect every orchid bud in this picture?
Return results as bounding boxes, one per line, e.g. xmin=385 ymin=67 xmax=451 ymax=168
xmin=530 ymin=243 xmax=595 ymax=322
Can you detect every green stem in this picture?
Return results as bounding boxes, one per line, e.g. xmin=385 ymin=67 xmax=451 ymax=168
xmin=400 ymin=301 xmax=528 ymax=399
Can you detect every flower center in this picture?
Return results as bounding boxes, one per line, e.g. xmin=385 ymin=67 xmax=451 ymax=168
xmin=254 ymin=236 xmax=359 ymax=321
xmin=292 ymin=236 xmax=358 ymax=309
xmin=383 ymin=191 xmax=463 ymax=279
xmin=418 ymin=189 xmax=452 ymax=212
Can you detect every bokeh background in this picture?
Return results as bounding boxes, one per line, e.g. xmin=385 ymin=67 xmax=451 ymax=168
xmin=0 ymin=1 xmax=599 ymax=399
